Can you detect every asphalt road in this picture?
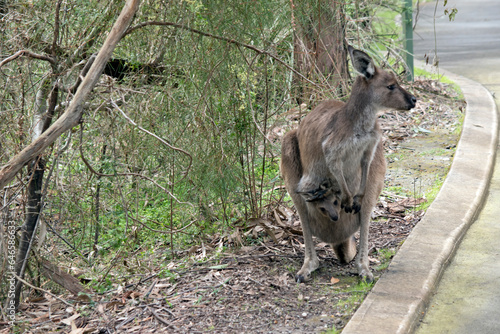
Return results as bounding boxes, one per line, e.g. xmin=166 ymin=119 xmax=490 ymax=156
xmin=413 ymin=1 xmax=500 ymax=333
xmin=413 ymin=0 xmax=500 ymax=92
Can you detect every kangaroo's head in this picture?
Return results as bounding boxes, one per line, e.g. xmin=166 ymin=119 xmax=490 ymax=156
xmin=297 ymin=180 xmax=341 ymax=222
xmin=348 ymin=46 xmax=417 ymax=111
xmin=313 ymin=195 xmax=341 ymax=222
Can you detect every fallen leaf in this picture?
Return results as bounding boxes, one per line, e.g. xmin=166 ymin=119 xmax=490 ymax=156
xmin=387 ymin=202 xmax=405 ymax=214
xmin=330 ymin=277 xmax=340 ymax=284
xmin=229 ymin=228 xmax=244 ymax=247
xmin=69 ymin=328 xmax=84 ymax=334
xmin=401 ymin=197 xmax=427 ymax=208
xmin=61 ymin=313 xmax=80 ymax=326
xmin=75 ymin=293 xmax=92 ymax=303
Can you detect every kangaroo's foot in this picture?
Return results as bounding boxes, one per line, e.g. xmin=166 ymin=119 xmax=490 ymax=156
xmin=296 ymin=255 xmax=319 ymax=283
xmin=356 ymin=258 xmax=374 ymax=283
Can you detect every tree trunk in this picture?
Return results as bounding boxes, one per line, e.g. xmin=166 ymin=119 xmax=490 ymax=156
xmin=10 ymin=76 xmax=53 ymax=310
xmin=293 ymin=0 xmax=350 ymax=104
xmin=12 ymin=159 xmax=44 ymax=309
xmin=93 ymin=144 xmax=107 ymax=253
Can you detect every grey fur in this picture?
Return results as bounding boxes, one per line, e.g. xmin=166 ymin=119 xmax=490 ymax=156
xmin=281 ymin=47 xmax=416 ymax=283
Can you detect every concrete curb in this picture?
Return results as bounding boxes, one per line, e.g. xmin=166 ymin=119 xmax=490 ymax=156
xmin=342 ymin=63 xmax=499 ymax=333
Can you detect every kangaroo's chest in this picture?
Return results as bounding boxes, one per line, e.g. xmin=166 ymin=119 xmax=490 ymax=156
xmin=338 ymin=127 xmax=377 ymax=158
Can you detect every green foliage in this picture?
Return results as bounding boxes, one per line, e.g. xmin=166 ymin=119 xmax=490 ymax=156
xmin=157 ymin=268 xmax=178 ymax=283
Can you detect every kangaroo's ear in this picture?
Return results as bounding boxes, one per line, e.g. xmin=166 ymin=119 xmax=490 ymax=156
xmin=319 ymin=180 xmax=330 ymax=191
xmin=297 ymin=187 xmax=327 ymax=202
xmin=348 ymin=45 xmax=375 ymax=80
xmin=297 ymin=191 xmax=315 ymax=202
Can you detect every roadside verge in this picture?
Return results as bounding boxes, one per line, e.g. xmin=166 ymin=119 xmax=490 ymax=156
xmin=342 ymin=63 xmax=499 ymax=333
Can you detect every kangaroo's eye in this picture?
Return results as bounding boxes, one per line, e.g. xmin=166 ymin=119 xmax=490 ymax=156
xmin=334 ymin=200 xmax=338 ymax=206
xmin=387 ymin=84 xmax=396 ymax=91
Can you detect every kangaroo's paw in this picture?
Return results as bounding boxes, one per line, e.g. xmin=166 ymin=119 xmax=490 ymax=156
xmin=341 ymin=197 xmax=354 ymax=213
xmin=352 ymin=194 xmax=364 ymax=214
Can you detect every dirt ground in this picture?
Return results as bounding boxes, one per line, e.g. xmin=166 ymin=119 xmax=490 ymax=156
xmin=4 ymin=78 xmax=465 ymax=334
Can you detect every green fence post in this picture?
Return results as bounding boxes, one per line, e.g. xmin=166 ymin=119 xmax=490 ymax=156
xmin=402 ymin=0 xmax=414 ymax=81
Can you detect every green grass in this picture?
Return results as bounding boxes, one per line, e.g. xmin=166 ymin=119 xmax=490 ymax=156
xmin=384 ymin=185 xmax=410 ymax=197
xmin=374 ymin=7 xmax=398 ymax=32
xmin=417 ymin=177 xmax=444 ymax=211
xmin=335 ymin=281 xmax=373 ymax=312
xmin=418 ymin=147 xmax=450 ymax=157
xmin=414 ymin=67 xmax=465 ymax=100
xmin=374 ymin=248 xmax=397 ymax=271
xmin=453 ymin=112 xmax=465 ymax=136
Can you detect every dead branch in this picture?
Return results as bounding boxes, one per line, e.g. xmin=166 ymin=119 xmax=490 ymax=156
xmin=39 ymin=258 xmax=91 ymax=296
xmin=12 ymin=273 xmax=73 ymax=307
xmin=0 ymin=50 xmax=56 ymax=68
xmin=51 ymin=0 xmax=63 ymax=56
xmin=147 ymin=306 xmax=178 ymax=330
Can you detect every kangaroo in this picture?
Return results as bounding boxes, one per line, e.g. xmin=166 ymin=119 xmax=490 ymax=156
xmin=281 ymin=46 xmax=416 ymax=282
xmin=296 ymin=179 xmax=342 ymax=222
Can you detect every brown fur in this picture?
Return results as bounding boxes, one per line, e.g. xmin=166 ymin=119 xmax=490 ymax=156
xmin=281 ymin=47 xmax=416 ymax=282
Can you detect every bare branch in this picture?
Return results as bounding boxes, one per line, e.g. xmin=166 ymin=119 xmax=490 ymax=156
xmin=12 ymin=273 xmax=73 ymax=307
xmin=147 ymin=306 xmax=179 ymax=330
xmin=58 ymin=54 xmax=97 ymax=93
xmin=127 ymin=213 xmax=197 ymax=234
xmin=124 ymin=20 xmax=318 ymax=87
xmin=0 ymin=50 xmax=56 ymax=68
xmin=110 ymin=99 xmax=193 ymax=181
xmin=52 ymin=0 xmax=63 ymax=56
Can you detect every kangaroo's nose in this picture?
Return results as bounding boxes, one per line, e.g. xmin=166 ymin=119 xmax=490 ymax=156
xmin=409 ymin=95 xmax=417 ymax=108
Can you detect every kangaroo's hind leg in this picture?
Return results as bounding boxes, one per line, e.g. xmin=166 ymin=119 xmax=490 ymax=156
xmin=355 ymin=142 xmax=386 ymax=282
xmin=294 ymin=203 xmax=320 ymax=283
xmin=331 ymin=236 xmax=357 ymax=264
xmin=281 ymin=130 xmax=320 ymax=283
